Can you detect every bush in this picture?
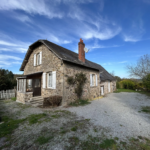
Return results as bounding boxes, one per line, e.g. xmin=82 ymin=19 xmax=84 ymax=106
xmin=67 ymin=72 xmax=87 ymax=99
xmin=120 ymin=80 xmax=135 ymax=90
xmin=43 ymin=95 xmax=62 ymax=107
xmin=142 ymin=74 xmax=150 ymax=91
xmin=116 ymin=82 xmax=120 ymax=89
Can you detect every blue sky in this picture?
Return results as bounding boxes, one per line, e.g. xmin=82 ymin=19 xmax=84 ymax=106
xmin=0 ymin=0 xmax=150 ymax=77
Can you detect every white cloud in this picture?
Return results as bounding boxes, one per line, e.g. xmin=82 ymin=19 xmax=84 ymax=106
xmin=122 ymin=35 xmax=141 ymax=42
xmin=0 ymin=55 xmax=22 ymax=61
xmin=0 ymin=0 xmax=63 ymax=19
xmin=0 ymin=32 xmax=30 ymax=53
xmin=0 ymin=55 xmax=22 ymax=68
xmin=119 ymin=61 xmax=127 ymax=64
xmin=101 ymin=61 xmax=127 ymax=66
xmin=13 ymin=14 xmax=32 ymax=23
xmin=67 ymin=4 xmax=121 ymax=40
xmin=122 ymin=19 xmax=145 ymax=42
xmin=0 ymin=40 xmax=18 ymax=46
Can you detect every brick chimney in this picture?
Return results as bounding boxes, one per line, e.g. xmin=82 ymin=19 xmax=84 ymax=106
xmin=78 ymin=38 xmax=85 ymax=63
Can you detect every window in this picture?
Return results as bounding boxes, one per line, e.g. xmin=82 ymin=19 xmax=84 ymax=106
xmin=92 ymin=74 xmax=95 ymax=86
xmin=18 ymin=79 xmax=25 ymax=92
xmin=26 ymin=79 xmax=33 ymax=92
xmin=47 ymin=72 xmax=52 ymax=88
xmin=90 ymin=74 xmax=97 ymax=87
xmin=34 ymin=52 xmax=42 ymax=66
xmin=46 ymin=71 xmax=56 ymax=89
xmin=37 ymin=53 xmax=40 ymax=65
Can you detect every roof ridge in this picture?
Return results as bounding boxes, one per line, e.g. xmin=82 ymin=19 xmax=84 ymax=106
xmin=42 ymin=40 xmax=78 ymax=55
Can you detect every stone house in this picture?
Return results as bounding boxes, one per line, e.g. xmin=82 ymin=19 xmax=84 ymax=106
xmin=17 ymin=39 xmax=116 ymax=106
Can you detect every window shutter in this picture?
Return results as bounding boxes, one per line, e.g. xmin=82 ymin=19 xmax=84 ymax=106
xmin=52 ymin=71 xmax=56 ymax=89
xmin=40 ymin=51 xmax=42 ymax=64
xmin=96 ymin=74 xmax=97 ymax=86
xmin=90 ymin=74 xmax=92 ymax=86
xmin=43 ymin=73 xmax=46 ymax=88
xmin=34 ymin=54 xmax=36 ymax=66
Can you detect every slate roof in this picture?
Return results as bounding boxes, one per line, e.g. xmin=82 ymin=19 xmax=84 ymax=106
xmin=20 ymin=40 xmax=115 ymax=81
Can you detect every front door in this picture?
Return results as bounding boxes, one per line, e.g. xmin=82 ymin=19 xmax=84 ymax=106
xmin=101 ymin=86 xmax=104 ymax=95
xmin=108 ymin=82 xmax=110 ymax=92
xmin=33 ymin=78 xmax=41 ymax=97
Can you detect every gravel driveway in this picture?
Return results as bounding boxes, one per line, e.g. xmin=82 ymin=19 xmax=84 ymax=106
xmin=65 ymin=93 xmax=150 ymax=140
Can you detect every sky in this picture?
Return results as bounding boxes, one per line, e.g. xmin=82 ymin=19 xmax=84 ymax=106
xmin=0 ymin=0 xmax=150 ymax=78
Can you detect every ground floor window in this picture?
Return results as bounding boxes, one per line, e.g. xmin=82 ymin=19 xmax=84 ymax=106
xmin=90 ymin=74 xmax=97 ymax=86
xmin=47 ymin=72 xmax=53 ymax=88
xmin=26 ymin=79 xmax=33 ymax=92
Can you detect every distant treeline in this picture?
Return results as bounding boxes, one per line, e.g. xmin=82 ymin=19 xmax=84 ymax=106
xmin=114 ymin=75 xmax=150 ymax=91
xmin=0 ymin=68 xmax=22 ymax=91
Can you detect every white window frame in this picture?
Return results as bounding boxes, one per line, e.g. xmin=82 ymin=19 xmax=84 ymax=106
xmin=34 ymin=51 xmax=42 ymax=66
xmin=47 ymin=71 xmax=56 ymax=89
xmin=90 ymin=73 xmax=97 ymax=87
xmin=37 ymin=53 xmax=40 ymax=65
xmin=47 ymin=72 xmax=53 ymax=88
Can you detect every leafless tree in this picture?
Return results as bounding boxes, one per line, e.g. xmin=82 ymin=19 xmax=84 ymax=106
xmin=110 ymin=71 xmax=115 ymax=77
xmin=126 ymin=54 xmax=150 ymax=79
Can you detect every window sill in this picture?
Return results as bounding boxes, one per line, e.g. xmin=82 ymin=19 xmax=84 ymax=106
xmin=43 ymin=88 xmax=55 ymax=90
xmin=34 ymin=64 xmax=41 ymax=67
xmin=90 ymin=86 xmax=97 ymax=88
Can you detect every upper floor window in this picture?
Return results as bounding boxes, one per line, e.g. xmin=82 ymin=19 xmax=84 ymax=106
xmin=90 ymin=73 xmax=97 ymax=87
xmin=34 ymin=51 xmax=42 ymax=66
xmin=37 ymin=53 xmax=40 ymax=65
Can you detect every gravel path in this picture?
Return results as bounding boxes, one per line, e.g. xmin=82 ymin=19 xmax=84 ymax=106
xmin=65 ymin=93 xmax=150 ymax=140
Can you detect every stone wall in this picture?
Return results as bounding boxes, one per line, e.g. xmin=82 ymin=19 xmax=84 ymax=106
xmin=24 ymin=44 xmax=64 ymax=98
xmin=100 ymin=80 xmax=116 ymax=95
xmin=62 ymin=62 xmax=100 ymax=105
xmin=16 ymin=92 xmax=33 ymax=104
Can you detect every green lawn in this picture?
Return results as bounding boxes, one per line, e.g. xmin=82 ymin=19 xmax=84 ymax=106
xmin=114 ymin=89 xmax=150 ymax=97
xmin=114 ymin=89 xmax=137 ymax=93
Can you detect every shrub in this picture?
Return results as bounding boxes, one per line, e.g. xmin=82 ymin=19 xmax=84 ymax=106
xmin=142 ymin=74 xmax=150 ymax=91
xmin=67 ymin=72 xmax=87 ymax=99
xmin=43 ymin=95 xmax=62 ymax=107
xmin=120 ymin=80 xmax=135 ymax=90
xmin=116 ymin=82 xmax=120 ymax=89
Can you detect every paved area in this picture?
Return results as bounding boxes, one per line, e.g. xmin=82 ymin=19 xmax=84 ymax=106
xmin=65 ymin=93 xmax=150 ymax=140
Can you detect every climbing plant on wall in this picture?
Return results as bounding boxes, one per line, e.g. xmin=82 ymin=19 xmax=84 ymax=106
xmin=66 ymin=72 xmax=87 ymax=99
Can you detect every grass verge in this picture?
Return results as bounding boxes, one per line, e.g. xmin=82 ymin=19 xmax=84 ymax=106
xmin=28 ymin=113 xmax=47 ymax=124
xmin=0 ymin=116 xmax=26 ymax=138
xmin=114 ymin=89 xmax=137 ymax=93
xmin=11 ymin=97 xmax=16 ymax=101
xmin=141 ymin=106 xmax=150 ymax=113
xmin=69 ymin=99 xmax=91 ymax=107
xmin=35 ymin=136 xmax=53 ymax=145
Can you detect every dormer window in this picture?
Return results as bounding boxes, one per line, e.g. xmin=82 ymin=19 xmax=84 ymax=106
xmin=34 ymin=52 xmax=42 ymax=66
xmin=37 ymin=53 xmax=40 ymax=65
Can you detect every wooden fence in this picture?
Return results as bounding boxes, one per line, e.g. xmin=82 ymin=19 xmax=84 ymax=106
xmin=0 ymin=89 xmax=16 ymax=100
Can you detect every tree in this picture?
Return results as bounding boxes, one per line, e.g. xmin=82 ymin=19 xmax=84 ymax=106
xmin=126 ymin=54 xmax=150 ymax=78
xmin=0 ymin=68 xmax=17 ymax=90
xmin=110 ymin=71 xmax=115 ymax=77
xmin=142 ymin=74 xmax=150 ymax=91
xmin=114 ymin=76 xmax=122 ymax=82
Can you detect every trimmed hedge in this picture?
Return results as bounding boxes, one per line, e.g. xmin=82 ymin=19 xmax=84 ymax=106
xmin=43 ymin=95 xmax=62 ymax=107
